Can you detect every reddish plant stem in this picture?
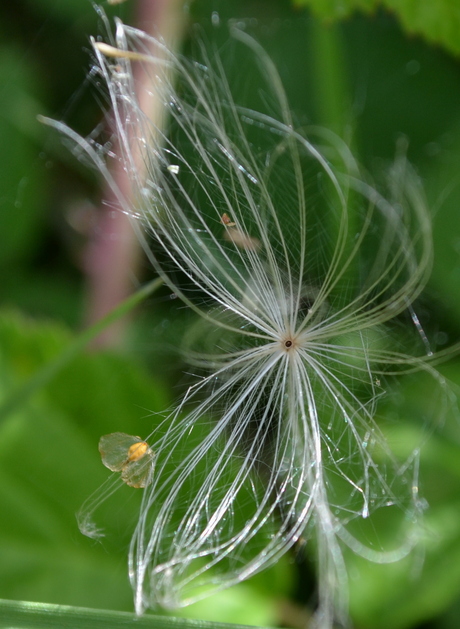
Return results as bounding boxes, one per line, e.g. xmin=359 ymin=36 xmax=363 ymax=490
xmin=83 ymin=0 xmax=186 ymax=347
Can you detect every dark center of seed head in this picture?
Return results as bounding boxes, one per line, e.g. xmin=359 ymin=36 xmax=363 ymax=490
xmin=285 ymin=340 xmax=293 ymax=348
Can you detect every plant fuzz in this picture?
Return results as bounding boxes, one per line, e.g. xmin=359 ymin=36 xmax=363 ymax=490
xmin=47 ymin=18 xmax=453 ymax=629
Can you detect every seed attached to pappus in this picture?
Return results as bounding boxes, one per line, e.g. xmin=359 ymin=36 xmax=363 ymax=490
xmin=61 ymin=20 xmax=443 ymax=626
xmin=221 ymin=215 xmax=261 ymax=251
xmin=127 ymin=440 xmax=150 ymax=462
xmin=99 ymin=432 xmax=155 ymax=489
xmin=220 ymin=212 xmax=236 ymax=227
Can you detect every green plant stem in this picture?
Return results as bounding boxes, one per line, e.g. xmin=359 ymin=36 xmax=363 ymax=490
xmin=0 ymin=598 xmax=260 ymax=629
xmin=0 ymin=277 xmax=163 ymax=423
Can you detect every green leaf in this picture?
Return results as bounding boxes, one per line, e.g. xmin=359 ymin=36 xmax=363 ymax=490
xmin=345 ymin=364 xmax=460 ymax=628
xmin=293 ymin=0 xmax=460 ymax=57
xmin=0 ymin=46 xmax=48 ymax=269
xmin=293 ymin=0 xmax=373 ymax=19
xmin=0 ymin=277 xmax=163 ymax=423
xmin=23 ymin=0 xmax=130 ymax=24
xmin=0 ymin=309 xmax=168 ymax=610
xmin=425 ymin=121 xmax=460 ymax=320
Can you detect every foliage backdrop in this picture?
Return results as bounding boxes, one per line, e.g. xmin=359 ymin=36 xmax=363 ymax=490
xmin=1 ymin=1 xmax=460 ymax=628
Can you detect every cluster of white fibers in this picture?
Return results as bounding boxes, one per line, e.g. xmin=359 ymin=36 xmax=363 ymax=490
xmin=50 ymin=18 xmax=447 ymax=629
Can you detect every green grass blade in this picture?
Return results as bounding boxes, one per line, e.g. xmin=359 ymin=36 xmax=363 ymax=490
xmin=0 ymin=277 xmax=163 ymax=422
xmin=0 ymin=599 xmax=262 ymax=629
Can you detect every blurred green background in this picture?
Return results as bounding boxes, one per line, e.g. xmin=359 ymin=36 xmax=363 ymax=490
xmin=2 ymin=1 xmax=460 ymax=628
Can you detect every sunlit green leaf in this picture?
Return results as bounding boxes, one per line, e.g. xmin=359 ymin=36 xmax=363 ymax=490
xmin=294 ymin=0 xmax=460 ymax=57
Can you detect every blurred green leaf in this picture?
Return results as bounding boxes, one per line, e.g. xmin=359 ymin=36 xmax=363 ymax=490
xmin=425 ymin=122 xmax=460 ymax=320
xmin=0 ymin=277 xmax=164 ymax=423
xmin=0 ymin=309 xmax=167 ymax=610
xmin=345 ymin=364 xmax=460 ymax=628
xmin=348 ymin=497 xmax=460 ymax=629
xmin=23 ymin=0 xmax=130 ymax=24
xmin=294 ymin=0 xmax=460 ymax=57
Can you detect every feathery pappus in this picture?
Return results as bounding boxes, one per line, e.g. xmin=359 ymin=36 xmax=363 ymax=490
xmin=43 ymin=17 xmax=454 ymax=629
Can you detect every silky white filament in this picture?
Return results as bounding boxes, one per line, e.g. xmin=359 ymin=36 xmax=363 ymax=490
xmin=51 ymin=18 xmax=447 ymax=629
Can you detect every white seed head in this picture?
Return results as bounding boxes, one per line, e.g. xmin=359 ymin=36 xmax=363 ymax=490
xmin=57 ymin=19 xmax=449 ymax=628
